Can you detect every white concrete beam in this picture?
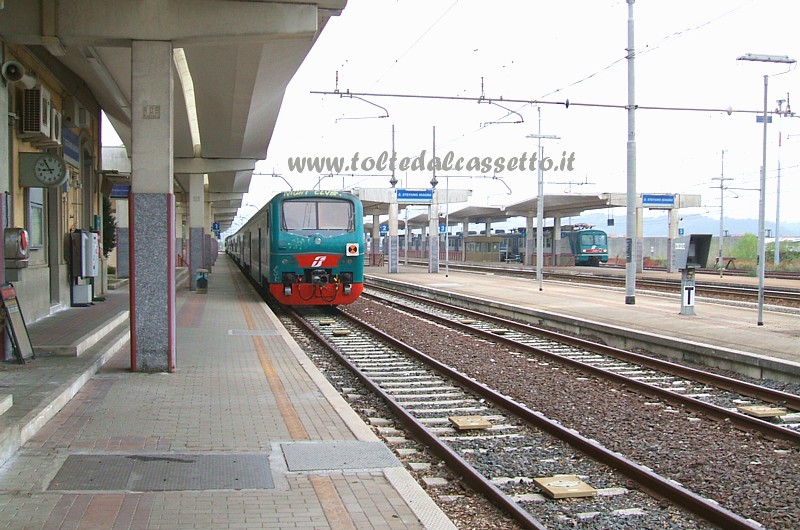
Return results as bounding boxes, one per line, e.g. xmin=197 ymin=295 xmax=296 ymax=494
xmin=174 ymin=158 xmax=258 ymax=174
xmin=0 ymin=1 xmax=319 ymax=47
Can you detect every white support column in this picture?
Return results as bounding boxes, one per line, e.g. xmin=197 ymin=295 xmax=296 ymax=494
xmin=526 ymin=215 xmax=534 ymax=266
xmin=388 ymin=200 xmax=399 ymax=273
xmin=371 ymin=214 xmax=380 ymax=258
xmin=116 ymin=200 xmax=130 ymax=278
xmin=462 ymin=220 xmax=469 ymax=262
xmin=130 ymin=40 xmax=175 ymax=373
xmin=428 ymin=193 xmax=439 ymax=273
xmin=667 ymin=208 xmax=680 ymax=272
xmin=636 ymin=206 xmax=644 ymax=272
xmin=553 ymin=217 xmax=562 ymax=265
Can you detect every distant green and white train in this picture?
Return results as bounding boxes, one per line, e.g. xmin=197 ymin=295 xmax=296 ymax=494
xmin=563 ymin=226 xmax=609 ymax=266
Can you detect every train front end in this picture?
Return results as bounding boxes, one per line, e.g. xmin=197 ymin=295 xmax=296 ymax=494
xmin=573 ymin=229 xmax=609 ymax=266
xmin=268 ymin=191 xmax=365 ymax=305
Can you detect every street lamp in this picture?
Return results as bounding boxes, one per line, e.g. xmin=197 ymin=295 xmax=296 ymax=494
xmin=527 ymin=106 xmax=560 ymax=291
xmin=736 ymin=52 xmax=796 ymax=326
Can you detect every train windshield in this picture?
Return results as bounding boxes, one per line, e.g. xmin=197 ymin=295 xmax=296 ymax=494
xmin=281 ymin=199 xmax=354 ymax=232
xmin=580 ymin=232 xmax=607 ymax=246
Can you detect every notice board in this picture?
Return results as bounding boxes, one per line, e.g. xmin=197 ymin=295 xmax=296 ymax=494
xmin=1 ymin=283 xmax=34 ymax=363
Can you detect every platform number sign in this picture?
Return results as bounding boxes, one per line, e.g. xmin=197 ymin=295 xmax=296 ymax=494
xmin=682 ymin=285 xmax=695 ymax=307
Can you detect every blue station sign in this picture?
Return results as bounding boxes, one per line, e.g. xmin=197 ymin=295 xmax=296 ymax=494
xmin=642 ymin=194 xmax=675 ymax=209
xmin=397 ymin=188 xmax=433 ymax=203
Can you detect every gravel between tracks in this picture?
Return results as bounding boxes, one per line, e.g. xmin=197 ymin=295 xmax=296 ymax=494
xmin=339 ymin=298 xmax=800 ymax=530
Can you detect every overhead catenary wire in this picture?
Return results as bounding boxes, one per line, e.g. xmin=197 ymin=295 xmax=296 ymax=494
xmin=312 ymin=88 xmax=793 ymax=116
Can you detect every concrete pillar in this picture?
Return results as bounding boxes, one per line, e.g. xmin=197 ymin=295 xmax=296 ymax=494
xmin=525 ymin=215 xmax=534 ymax=266
xmin=553 ymin=217 xmax=562 ymax=265
xmin=175 ymin=210 xmax=184 ymax=267
xmin=130 ymin=40 xmax=175 ymax=373
xmin=116 ymin=200 xmax=130 ymax=278
xmin=636 ymin=206 xmax=644 ymax=272
xmin=371 ymin=214 xmax=380 ymax=257
xmin=188 ymin=174 xmax=205 ymax=289
xmin=388 ymin=201 xmax=399 ymax=273
xmin=461 ymin=220 xmax=469 ymax=262
xmin=428 ymin=192 xmax=439 ymax=273
xmin=203 ymin=200 xmax=213 ymax=270
xmin=667 ymin=208 xmax=680 ymax=272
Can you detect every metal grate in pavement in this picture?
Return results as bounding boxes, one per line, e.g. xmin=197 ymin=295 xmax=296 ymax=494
xmin=48 ymin=453 xmax=274 ymax=491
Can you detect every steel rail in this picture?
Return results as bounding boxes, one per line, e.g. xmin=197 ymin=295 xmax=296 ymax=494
xmin=325 ymin=305 xmax=763 ymax=530
xmin=364 ymin=286 xmax=800 ymax=444
xmin=286 ymin=307 xmax=548 ymax=530
xmin=365 ymin=285 xmax=800 ymax=409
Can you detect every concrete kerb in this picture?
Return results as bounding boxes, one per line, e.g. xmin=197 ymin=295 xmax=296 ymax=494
xmin=36 ymin=311 xmax=130 ymax=357
xmin=0 ymin=323 xmax=129 ymax=468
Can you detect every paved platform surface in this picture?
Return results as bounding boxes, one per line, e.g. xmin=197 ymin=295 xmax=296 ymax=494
xmin=365 ymin=264 xmax=800 ymax=371
xmin=0 ymin=257 xmax=453 ymax=529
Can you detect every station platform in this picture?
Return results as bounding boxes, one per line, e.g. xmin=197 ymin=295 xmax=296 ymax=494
xmin=365 ymin=263 xmax=800 ymax=379
xmin=0 ymin=257 xmax=453 ymax=529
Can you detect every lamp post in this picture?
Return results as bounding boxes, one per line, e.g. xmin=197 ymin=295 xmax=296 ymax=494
xmin=527 ymin=106 xmax=560 ymax=291
xmin=625 ymin=0 xmax=637 ymax=305
xmin=736 ymin=53 xmax=796 ymax=326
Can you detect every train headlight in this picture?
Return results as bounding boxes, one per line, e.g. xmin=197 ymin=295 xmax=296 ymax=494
xmin=314 ymin=236 xmax=322 ymax=245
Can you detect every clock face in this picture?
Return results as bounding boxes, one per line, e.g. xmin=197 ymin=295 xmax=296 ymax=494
xmin=34 ymin=155 xmax=67 ymax=186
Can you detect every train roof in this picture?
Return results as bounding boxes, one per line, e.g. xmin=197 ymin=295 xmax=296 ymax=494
xmin=270 ymin=190 xmax=360 ymax=201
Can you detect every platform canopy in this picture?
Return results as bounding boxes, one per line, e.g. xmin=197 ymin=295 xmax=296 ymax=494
xmin=0 ymin=0 xmax=347 ymax=232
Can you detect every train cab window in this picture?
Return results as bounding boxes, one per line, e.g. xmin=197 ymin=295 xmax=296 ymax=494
xmin=282 ymin=199 xmax=354 ymax=232
xmin=580 ymin=232 xmax=607 ymax=246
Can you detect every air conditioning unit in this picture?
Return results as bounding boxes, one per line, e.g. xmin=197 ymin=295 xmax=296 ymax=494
xmin=33 ymin=108 xmax=62 ymax=147
xmin=21 ymin=86 xmax=51 ymax=140
xmin=63 ymin=96 xmax=89 ymax=129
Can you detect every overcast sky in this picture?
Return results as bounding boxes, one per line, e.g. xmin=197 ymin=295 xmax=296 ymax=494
xmin=242 ymin=0 xmax=800 ymax=228
xmin=104 ymin=0 xmax=800 ymax=231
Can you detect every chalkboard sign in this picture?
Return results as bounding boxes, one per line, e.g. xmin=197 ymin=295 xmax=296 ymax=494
xmin=1 ymin=283 xmax=34 ymax=363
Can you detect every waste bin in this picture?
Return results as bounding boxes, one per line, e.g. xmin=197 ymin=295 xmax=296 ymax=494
xmin=196 ymin=268 xmax=209 ymax=293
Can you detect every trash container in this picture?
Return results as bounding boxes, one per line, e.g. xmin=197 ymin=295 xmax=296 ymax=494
xmin=196 ymin=268 xmax=208 ymax=293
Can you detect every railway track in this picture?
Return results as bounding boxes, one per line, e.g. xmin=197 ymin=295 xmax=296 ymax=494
xmin=276 ymin=298 xmax=797 ymax=529
xmin=363 ymin=286 xmax=800 ymax=441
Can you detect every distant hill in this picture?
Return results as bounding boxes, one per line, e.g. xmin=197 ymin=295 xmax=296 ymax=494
xmin=560 ymin=213 xmax=800 ymax=239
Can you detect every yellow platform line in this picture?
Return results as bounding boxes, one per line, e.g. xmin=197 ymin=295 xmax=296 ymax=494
xmin=230 ymin=262 xmax=309 ymax=441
